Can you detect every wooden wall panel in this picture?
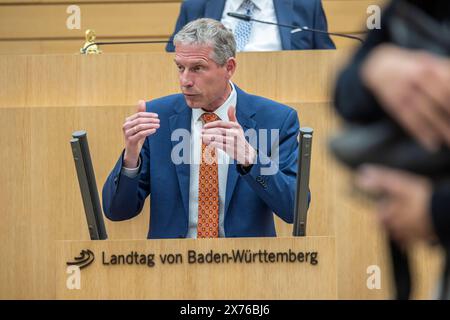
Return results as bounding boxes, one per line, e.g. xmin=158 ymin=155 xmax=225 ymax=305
xmin=0 ymin=3 xmax=180 ymax=39
xmin=0 ymin=109 xmax=32 ymax=299
xmin=275 ymin=102 xmax=339 ymax=238
xmin=0 ymin=50 xmax=350 ymax=108
xmin=323 ymin=0 xmax=387 ymax=34
xmin=0 ymin=105 xmax=152 ymax=299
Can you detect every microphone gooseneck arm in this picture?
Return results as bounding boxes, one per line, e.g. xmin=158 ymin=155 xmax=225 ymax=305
xmin=227 ymin=12 xmax=364 ymax=43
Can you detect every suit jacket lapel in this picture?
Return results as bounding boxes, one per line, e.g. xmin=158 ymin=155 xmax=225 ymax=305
xmin=168 ymin=88 xmax=257 ymax=223
xmin=205 ymin=0 xmax=226 ymax=20
xmin=169 ymin=100 xmax=192 ymax=219
xmin=274 ymin=0 xmax=294 ymax=50
xmin=224 ymin=86 xmax=257 ymax=217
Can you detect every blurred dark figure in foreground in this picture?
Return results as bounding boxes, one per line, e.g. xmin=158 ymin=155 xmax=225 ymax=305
xmin=334 ymin=0 xmax=450 ymax=299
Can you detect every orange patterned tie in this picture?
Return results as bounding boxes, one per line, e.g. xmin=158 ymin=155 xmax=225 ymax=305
xmin=198 ymin=112 xmax=220 ymax=238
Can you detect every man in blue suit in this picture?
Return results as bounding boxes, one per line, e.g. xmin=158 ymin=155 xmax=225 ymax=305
xmin=103 ymin=18 xmax=300 ymax=239
xmin=166 ymin=0 xmax=335 ymax=52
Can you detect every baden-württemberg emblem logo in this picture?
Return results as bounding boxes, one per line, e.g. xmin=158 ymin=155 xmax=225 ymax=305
xmin=67 ymin=249 xmax=95 ymax=270
xmin=66 ymin=249 xmax=94 ymax=290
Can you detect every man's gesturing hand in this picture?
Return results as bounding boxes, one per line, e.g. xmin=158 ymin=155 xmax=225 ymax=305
xmin=123 ymin=100 xmax=160 ymax=168
xmin=202 ymin=106 xmax=257 ymax=167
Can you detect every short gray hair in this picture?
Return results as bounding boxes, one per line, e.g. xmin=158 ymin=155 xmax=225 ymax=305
xmin=173 ymin=18 xmax=236 ymax=66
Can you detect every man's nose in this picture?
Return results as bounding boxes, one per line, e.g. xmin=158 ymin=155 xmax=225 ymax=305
xmin=180 ymin=71 xmax=194 ymax=87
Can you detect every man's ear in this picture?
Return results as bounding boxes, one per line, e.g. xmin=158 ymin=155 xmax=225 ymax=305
xmin=225 ymin=57 xmax=237 ymax=77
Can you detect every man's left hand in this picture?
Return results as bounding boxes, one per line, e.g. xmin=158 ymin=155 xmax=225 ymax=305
xmin=202 ymin=106 xmax=257 ymax=167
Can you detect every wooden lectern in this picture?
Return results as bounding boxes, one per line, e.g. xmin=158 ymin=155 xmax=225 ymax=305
xmin=57 ymin=237 xmax=336 ymax=299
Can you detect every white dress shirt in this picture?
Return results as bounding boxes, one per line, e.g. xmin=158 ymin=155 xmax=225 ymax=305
xmin=221 ymin=0 xmax=282 ymax=52
xmin=187 ymin=82 xmax=236 ymax=238
xmin=122 ymin=82 xmax=237 ymax=238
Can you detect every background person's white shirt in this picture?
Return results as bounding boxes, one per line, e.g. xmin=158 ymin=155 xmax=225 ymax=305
xmin=221 ymin=0 xmax=282 ymax=52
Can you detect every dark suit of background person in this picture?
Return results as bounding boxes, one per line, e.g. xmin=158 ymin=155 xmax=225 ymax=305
xmin=334 ymin=0 xmax=450 ymax=298
xmin=165 ymin=0 xmax=336 ymax=52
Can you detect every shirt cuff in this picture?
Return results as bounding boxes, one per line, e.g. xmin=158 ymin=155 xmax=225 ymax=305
xmin=121 ymin=157 xmax=141 ymax=178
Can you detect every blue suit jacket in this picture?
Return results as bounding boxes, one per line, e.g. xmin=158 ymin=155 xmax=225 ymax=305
xmin=166 ymin=0 xmax=335 ymax=52
xmin=102 ymin=86 xmax=300 ymax=239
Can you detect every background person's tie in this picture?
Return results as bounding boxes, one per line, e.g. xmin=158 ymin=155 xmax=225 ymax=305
xmin=198 ymin=112 xmax=220 ymax=238
xmin=233 ymin=0 xmax=256 ymax=52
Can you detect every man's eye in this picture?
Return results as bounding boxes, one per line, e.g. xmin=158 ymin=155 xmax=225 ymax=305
xmin=193 ymin=66 xmax=202 ymax=72
xmin=177 ymin=66 xmax=184 ymax=72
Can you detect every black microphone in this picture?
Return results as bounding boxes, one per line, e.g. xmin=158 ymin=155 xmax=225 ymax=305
xmin=81 ymin=40 xmax=172 ymax=54
xmin=227 ymin=12 xmax=364 ymax=43
xmin=227 ymin=12 xmax=252 ymax=22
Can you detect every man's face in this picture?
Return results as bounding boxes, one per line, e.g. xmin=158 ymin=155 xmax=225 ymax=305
xmin=174 ymin=44 xmax=235 ymax=111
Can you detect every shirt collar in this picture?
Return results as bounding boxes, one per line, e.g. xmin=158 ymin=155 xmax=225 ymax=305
xmin=229 ymin=0 xmax=262 ymax=12
xmin=192 ymin=81 xmax=236 ymax=123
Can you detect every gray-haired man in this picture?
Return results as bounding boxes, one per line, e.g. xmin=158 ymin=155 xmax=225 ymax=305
xmin=103 ymin=18 xmax=302 ymax=239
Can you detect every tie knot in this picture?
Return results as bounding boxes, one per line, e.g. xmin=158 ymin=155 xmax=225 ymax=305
xmin=241 ymin=0 xmax=255 ymax=14
xmin=201 ymin=112 xmax=220 ymax=124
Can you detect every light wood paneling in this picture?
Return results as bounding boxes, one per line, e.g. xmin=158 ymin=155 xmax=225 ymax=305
xmin=0 ymin=105 xmax=152 ymax=299
xmin=334 ymin=166 xmax=394 ymax=299
xmin=0 ymin=109 xmax=32 ymax=299
xmin=275 ymin=102 xmax=339 ymax=238
xmin=323 ymin=0 xmax=387 ymax=34
xmin=0 ymin=50 xmax=351 ymax=108
xmin=0 ymin=3 xmax=180 ymax=40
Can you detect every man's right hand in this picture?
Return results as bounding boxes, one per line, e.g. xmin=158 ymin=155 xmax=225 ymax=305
xmin=123 ymin=100 xmax=160 ymax=168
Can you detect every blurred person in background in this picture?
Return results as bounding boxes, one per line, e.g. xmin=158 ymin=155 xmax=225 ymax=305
xmin=334 ymin=0 xmax=450 ymax=299
xmin=166 ymin=0 xmax=335 ymax=52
